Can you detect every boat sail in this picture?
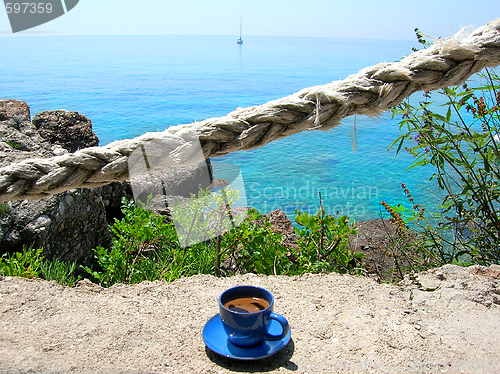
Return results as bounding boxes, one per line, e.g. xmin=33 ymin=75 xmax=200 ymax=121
xmin=237 ymin=17 xmax=243 ymax=44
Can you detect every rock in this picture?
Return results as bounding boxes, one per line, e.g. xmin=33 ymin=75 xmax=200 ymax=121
xmin=262 ymin=209 xmax=300 ymax=250
xmin=0 ymin=99 xmax=215 ymax=266
xmin=145 ymin=195 xmax=189 ymax=219
xmin=0 ymin=119 xmax=47 ymax=153
xmin=0 ymin=101 xmax=51 ymax=164
xmin=404 ymin=264 xmax=500 ymax=308
xmin=27 ymin=215 xmax=52 ymax=233
xmin=1 ymin=189 xmax=111 ymax=264
xmin=0 ymin=99 xmax=31 ymax=122
xmin=98 ymin=181 xmax=133 ymax=219
xmin=349 ymin=218 xmax=420 ymax=283
xmin=32 ymin=110 xmax=99 ymax=152
xmin=0 ymin=102 xmax=110 ymax=264
xmin=130 ymin=159 xmax=214 ymax=204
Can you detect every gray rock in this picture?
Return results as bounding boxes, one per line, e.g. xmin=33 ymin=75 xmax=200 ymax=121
xmin=130 ymin=159 xmax=214 ymax=204
xmin=263 ymin=209 xmax=300 ymax=250
xmin=0 ymin=101 xmax=111 ymax=264
xmin=0 ymin=188 xmax=112 ymax=265
xmin=0 ymin=121 xmax=44 ymax=152
xmin=32 ymin=110 xmax=99 ymax=152
xmin=0 ymin=99 xmax=215 ymax=267
xmin=0 ymin=102 xmax=53 ymax=166
xmin=0 ymin=99 xmax=31 ymax=122
xmin=27 ymin=215 xmax=52 ymax=233
xmin=98 ymin=181 xmax=133 ymax=219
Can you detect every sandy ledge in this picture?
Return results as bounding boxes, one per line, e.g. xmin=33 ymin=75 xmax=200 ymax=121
xmin=0 ymin=264 xmax=499 ymax=374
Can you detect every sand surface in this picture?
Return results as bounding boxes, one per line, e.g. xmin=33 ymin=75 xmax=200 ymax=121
xmin=1 ymin=265 xmax=499 ymax=374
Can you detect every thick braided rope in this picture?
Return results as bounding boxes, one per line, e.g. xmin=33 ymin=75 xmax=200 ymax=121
xmin=1 ymin=20 xmax=500 ymax=202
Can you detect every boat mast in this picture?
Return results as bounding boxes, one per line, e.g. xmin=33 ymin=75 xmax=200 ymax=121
xmin=237 ymin=17 xmax=243 ymax=44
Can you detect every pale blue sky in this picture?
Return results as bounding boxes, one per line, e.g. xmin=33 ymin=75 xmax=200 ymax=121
xmin=0 ymin=0 xmax=499 ymax=40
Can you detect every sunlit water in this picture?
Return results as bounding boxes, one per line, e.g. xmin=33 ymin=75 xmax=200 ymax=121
xmin=1 ymin=35 xmax=481 ymax=221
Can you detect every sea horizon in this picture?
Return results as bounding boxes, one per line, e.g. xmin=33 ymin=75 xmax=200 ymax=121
xmin=0 ymin=32 xmax=417 ymax=42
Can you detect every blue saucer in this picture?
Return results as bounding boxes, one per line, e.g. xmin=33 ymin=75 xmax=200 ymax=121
xmin=203 ymin=314 xmax=291 ymax=360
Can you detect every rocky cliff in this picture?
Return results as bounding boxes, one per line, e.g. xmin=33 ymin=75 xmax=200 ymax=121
xmin=0 ymin=99 xmax=213 ymax=265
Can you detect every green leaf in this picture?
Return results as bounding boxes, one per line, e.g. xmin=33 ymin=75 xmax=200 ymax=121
xmin=483 ymin=155 xmax=491 ymax=173
xmin=395 ymin=136 xmax=405 ymax=155
xmin=406 ymin=159 xmax=429 ymax=170
xmin=431 ymin=113 xmax=447 ymax=122
xmin=446 ymin=106 xmax=452 ymax=122
xmin=443 ymin=87 xmax=456 ymax=96
xmin=388 ymin=135 xmax=405 ymax=152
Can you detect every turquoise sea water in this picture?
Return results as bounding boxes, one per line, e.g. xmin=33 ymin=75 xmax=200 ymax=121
xmin=1 ymin=35 xmax=453 ymax=221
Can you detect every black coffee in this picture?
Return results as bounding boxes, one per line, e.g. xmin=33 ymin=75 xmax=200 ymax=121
xmin=223 ymin=297 xmax=270 ymax=313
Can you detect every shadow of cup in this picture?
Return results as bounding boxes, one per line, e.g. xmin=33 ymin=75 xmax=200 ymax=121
xmin=205 ymin=338 xmax=297 ymax=372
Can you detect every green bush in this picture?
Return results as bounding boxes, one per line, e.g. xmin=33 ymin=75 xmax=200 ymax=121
xmin=84 ymin=197 xmax=185 ymax=286
xmin=387 ymin=69 xmax=500 ymax=266
xmin=219 ymin=208 xmax=292 ymax=276
xmin=168 ymin=186 xmax=241 ymax=276
xmin=85 ymin=195 xmax=287 ymax=285
xmin=0 ymin=245 xmax=81 ymax=286
xmin=0 ymin=246 xmax=43 ymax=278
xmin=85 ymin=188 xmax=366 ymax=287
xmin=40 ymin=259 xmax=81 ymax=287
xmin=293 ymin=194 xmax=362 ymax=274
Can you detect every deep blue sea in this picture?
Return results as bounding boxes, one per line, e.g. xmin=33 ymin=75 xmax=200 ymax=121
xmin=0 ymin=35 xmax=464 ymax=221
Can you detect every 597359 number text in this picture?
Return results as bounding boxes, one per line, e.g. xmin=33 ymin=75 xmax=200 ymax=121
xmin=5 ymin=3 xmax=53 ymax=14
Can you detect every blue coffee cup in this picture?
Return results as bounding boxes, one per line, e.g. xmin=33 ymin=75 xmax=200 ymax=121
xmin=219 ymin=285 xmax=289 ymax=348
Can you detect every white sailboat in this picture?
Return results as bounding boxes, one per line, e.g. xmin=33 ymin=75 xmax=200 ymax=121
xmin=237 ymin=17 xmax=243 ymax=45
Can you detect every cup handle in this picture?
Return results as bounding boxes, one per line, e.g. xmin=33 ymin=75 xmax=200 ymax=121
xmin=264 ymin=312 xmax=289 ymax=341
